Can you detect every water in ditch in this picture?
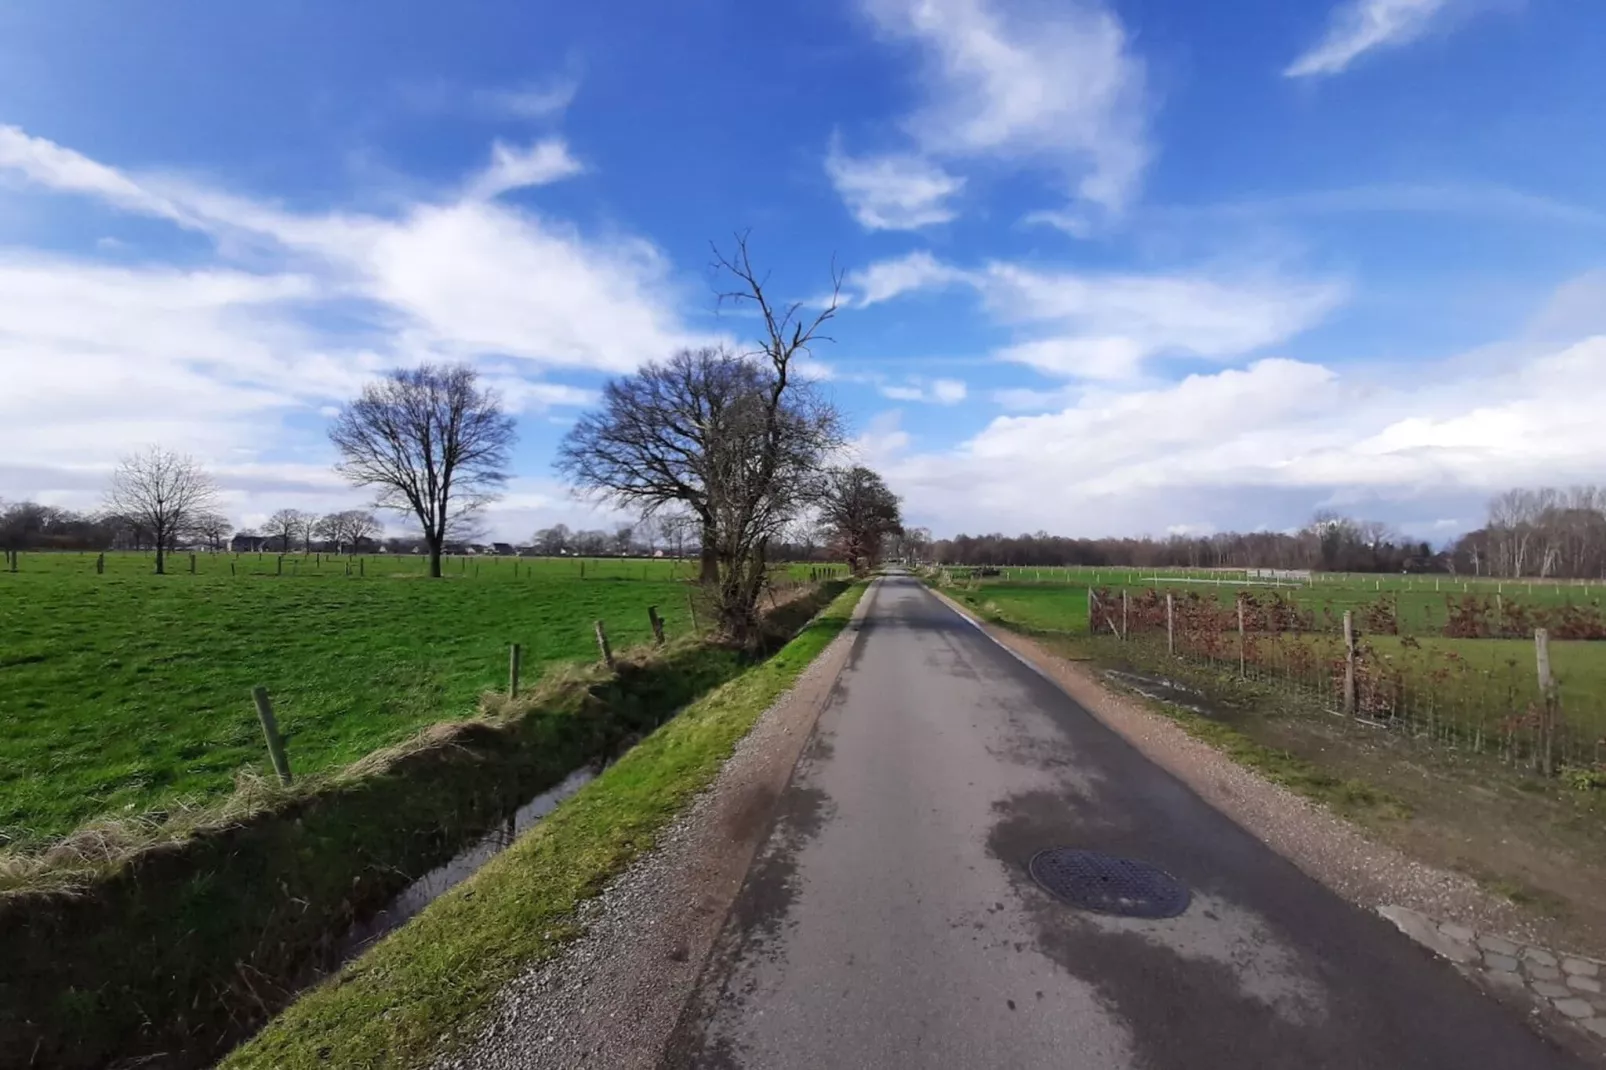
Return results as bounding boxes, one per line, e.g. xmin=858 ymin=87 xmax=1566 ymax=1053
xmin=1102 ymin=668 xmax=1229 ymax=720
xmin=334 ymin=766 xmax=598 ymax=965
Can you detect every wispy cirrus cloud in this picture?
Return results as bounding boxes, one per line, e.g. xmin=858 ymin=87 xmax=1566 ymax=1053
xmin=824 ymin=140 xmax=964 ymax=230
xmin=879 ymin=376 xmax=968 ymax=405
xmin=473 ymin=77 xmax=579 ymax=119
xmin=1284 ymin=0 xmax=1456 ymax=78
xmin=463 ymin=138 xmax=585 ymax=199
xmin=846 ymin=250 xmax=1346 ymax=380
xmin=831 ymin=0 xmax=1150 ymax=232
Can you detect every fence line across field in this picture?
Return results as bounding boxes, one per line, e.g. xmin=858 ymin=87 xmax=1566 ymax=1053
xmin=1088 ymin=586 xmax=1602 ymax=777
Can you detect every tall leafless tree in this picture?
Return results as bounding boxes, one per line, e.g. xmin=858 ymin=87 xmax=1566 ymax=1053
xmin=819 ymin=466 xmax=903 ymax=573
xmin=328 ymin=363 xmax=515 ymax=578
xmin=313 ymin=509 xmax=381 ymax=553
xmin=190 ymin=511 xmax=234 ymax=552
xmin=104 ymin=446 xmax=220 ymax=574
xmin=263 ymin=508 xmax=312 ymax=553
xmin=558 ymin=234 xmax=843 ymax=645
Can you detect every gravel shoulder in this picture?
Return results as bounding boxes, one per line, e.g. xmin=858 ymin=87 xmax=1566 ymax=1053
xmin=434 ymin=580 xmax=878 ymax=1070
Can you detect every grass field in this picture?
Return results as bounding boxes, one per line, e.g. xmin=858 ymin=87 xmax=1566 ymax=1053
xmin=940 ymin=577 xmax=1606 ymax=756
xmin=938 ymin=568 xmax=1606 ymax=637
xmin=0 ymin=552 xmax=842 ymax=845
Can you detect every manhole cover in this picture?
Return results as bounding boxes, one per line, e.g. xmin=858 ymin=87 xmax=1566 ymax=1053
xmin=1028 ymin=849 xmax=1191 ymax=919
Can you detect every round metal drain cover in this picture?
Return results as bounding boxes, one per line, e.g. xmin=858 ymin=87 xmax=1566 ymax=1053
xmin=1028 ymin=849 xmax=1190 ymax=919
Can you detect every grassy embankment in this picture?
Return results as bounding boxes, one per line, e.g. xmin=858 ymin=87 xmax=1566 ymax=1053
xmin=222 ymin=581 xmax=866 ymax=1070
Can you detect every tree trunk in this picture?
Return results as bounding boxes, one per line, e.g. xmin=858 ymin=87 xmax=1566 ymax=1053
xmin=154 ymin=527 xmax=166 ymax=575
xmin=699 ymin=517 xmax=719 ymax=585
xmin=427 ymin=537 xmax=443 ymax=578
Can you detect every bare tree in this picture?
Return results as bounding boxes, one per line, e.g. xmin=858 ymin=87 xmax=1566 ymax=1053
xmin=263 ymin=509 xmax=312 ymax=553
xmin=328 ymin=363 xmax=516 ymax=578
xmin=819 ymin=466 xmax=903 ymax=573
xmin=104 ymin=447 xmax=220 ymax=574
xmin=190 ymin=511 xmax=234 ymax=552
xmin=611 ymin=523 xmax=635 ymax=556
xmin=534 ymin=524 xmax=571 ymax=555
xmin=558 ymin=234 xmax=842 ymax=645
xmin=658 ymin=510 xmax=695 ymax=560
xmin=312 ymin=509 xmax=381 ymax=553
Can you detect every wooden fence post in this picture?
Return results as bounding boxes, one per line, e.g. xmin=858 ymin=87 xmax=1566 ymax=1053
xmin=648 ymin=606 xmax=665 ymax=645
xmin=1535 ymin=628 xmax=1557 ymax=777
xmin=1237 ymin=597 xmax=1246 ymax=678
xmin=276 ymin=555 xmax=283 ymax=575
xmin=96 ymin=552 xmax=105 ymax=575
xmin=231 ymin=561 xmax=237 ymax=577
xmin=251 ymin=687 xmax=293 ymax=785
xmin=190 ymin=553 xmax=196 ymax=574
xmin=360 ymin=557 xmax=365 ymax=577
xmin=508 ymin=643 xmax=522 ymax=698
xmin=687 ymin=592 xmax=701 ymax=635
xmin=1343 ymin=611 xmax=1357 ymax=716
xmin=1088 ymin=588 xmax=1097 ymax=634
xmin=1166 ymin=592 xmax=1175 ymax=656
xmin=594 ymin=620 xmax=615 ymax=668
xmin=1121 ymin=590 xmax=1129 ymax=641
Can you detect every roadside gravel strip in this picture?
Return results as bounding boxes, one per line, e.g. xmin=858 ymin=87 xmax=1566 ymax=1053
xmin=435 ymin=580 xmax=879 ymax=1070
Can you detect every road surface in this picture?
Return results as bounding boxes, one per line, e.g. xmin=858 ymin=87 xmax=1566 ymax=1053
xmin=663 ymin=576 xmax=1580 ymax=1069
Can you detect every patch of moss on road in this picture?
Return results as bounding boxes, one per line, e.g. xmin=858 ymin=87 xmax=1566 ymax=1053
xmin=221 ymin=582 xmax=866 ymax=1070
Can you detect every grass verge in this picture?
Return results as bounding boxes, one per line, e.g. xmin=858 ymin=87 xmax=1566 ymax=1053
xmin=1109 ymin=682 xmax=1410 ymax=824
xmin=221 ymin=581 xmax=867 ymax=1070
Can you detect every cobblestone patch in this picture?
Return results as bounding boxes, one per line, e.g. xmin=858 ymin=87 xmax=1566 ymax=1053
xmin=1381 ymin=904 xmax=1606 ymax=1048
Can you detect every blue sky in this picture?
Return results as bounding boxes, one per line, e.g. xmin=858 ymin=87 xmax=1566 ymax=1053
xmin=2 ymin=0 xmax=1604 ymax=542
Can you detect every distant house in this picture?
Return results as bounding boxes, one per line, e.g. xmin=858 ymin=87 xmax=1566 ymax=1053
xmin=230 ymin=533 xmax=269 ymax=553
xmin=492 ymin=542 xmax=515 ymax=556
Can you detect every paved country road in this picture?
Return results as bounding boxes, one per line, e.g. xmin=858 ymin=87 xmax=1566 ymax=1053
xmin=662 ymin=576 xmax=1582 ymax=1069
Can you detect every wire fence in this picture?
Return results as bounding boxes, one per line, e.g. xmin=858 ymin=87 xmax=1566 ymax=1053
xmin=1088 ymin=587 xmax=1606 ymax=778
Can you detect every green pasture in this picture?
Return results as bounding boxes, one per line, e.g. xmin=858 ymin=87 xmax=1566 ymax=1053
xmin=942 ymin=579 xmax=1606 ymax=744
xmin=0 ymin=554 xmax=840 ymax=844
xmin=939 ymin=572 xmax=1605 ymax=637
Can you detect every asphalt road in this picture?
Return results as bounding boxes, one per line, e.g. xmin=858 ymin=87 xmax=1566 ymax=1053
xmin=663 ymin=576 xmax=1581 ymax=1069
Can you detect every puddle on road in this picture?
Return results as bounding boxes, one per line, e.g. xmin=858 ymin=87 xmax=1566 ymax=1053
xmin=335 ymin=766 xmax=598 ymax=964
xmin=1102 ymin=670 xmax=1227 ymax=721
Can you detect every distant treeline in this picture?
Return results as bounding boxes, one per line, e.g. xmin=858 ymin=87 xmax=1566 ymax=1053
xmin=934 ymin=486 xmax=1606 ymax=580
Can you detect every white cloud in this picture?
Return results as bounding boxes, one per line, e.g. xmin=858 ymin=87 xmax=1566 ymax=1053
xmin=464 ymin=139 xmax=584 ymax=199
xmin=876 ymin=325 xmax=1606 ymax=538
xmin=473 ymin=78 xmax=579 ymax=119
xmin=847 ymin=250 xmax=974 ymax=307
xmin=994 ymin=337 xmax=1147 ymax=380
xmin=0 ymin=126 xmax=704 ymax=529
xmin=847 ymin=250 xmax=1346 ymax=379
xmin=1285 ymin=0 xmax=1453 ymax=78
xmin=858 ymin=0 xmax=1150 ymax=227
xmin=0 ymin=125 xmax=187 ymax=222
xmin=981 ymin=262 xmax=1347 ymax=373
xmin=824 ymin=142 xmax=964 ymax=230
xmin=877 ymin=376 xmax=969 ymax=405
